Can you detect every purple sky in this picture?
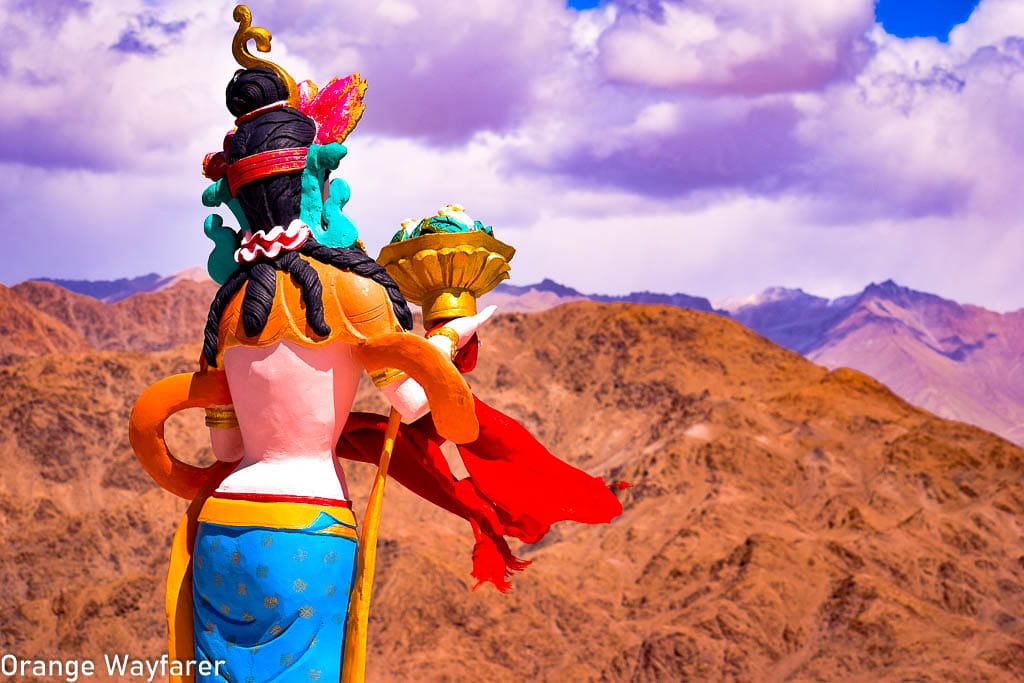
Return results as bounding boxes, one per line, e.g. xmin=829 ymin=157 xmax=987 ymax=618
xmin=1 ymin=0 xmax=1022 ymax=311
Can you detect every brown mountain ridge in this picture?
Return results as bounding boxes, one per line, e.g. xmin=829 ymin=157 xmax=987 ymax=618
xmin=0 ymin=285 xmax=90 ymax=365
xmin=9 ymin=276 xmax=1022 ymax=450
xmin=11 ymin=279 xmax=217 ymax=355
xmin=0 ymin=303 xmax=1021 ymax=681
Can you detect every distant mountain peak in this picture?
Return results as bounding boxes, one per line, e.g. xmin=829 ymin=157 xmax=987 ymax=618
xmin=864 ymin=279 xmax=907 ymax=295
xmin=31 ymin=268 xmax=210 ymax=304
xmin=495 ymin=279 xmax=586 ymax=298
xmin=717 ymin=286 xmax=824 ymax=314
xmin=493 ymin=279 xmax=718 ymax=313
xmin=858 ymin=280 xmax=958 ymax=310
xmin=762 ymin=286 xmax=810 ymax=299
xmin=35 ymin=273 xmax=164 ymax=304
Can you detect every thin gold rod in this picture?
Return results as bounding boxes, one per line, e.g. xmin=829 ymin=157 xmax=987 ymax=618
xmin=341 ymin=407 xmax=402 ymax=682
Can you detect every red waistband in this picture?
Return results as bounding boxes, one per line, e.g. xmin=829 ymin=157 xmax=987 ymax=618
xmin=212 ymin=490 xmax=352 ymax=508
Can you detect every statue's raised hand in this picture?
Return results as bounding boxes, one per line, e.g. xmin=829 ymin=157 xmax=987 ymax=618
xmin=427 ymin=305 xmax=498 ymax=358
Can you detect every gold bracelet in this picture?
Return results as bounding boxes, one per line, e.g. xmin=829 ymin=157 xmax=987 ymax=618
xmin=370 ymin=367 xmax=408 ymax=387
xmin=205 ymin=406 xmax=239 ymax=429
xmin=425 ymin=326 xmax=460 ymax=360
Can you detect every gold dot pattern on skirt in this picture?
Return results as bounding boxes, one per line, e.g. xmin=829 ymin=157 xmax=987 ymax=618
xmin=308 ymin=669 xmax=321 ymax=681
xmin=196 ymin=525 xmax=354 ymax=668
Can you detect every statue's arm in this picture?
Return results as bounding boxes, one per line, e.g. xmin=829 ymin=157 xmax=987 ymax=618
xmin=377 ymin=376 xmax=431 ymax=423
xmin=209 ymin=423 xmax=244 ymax=462
xmin=129 ymin=371 xmax=236 ymax=499
xmin=373 ymin=305 xmax=497 ymax=422
xmin=203 ymin=405 xmax=244 ymax=462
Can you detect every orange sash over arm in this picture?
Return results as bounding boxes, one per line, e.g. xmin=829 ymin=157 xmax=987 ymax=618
xmin=129 ymin=369 xmax=238 ymax=683
xmin=355 ymin=333 xmax=478 ymax=444
xmin=128 ymin=370 xmax=236 ymax=500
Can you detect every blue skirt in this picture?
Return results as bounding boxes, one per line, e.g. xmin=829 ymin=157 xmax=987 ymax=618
xmin=192 ymin=495 xmax=358 ymax=683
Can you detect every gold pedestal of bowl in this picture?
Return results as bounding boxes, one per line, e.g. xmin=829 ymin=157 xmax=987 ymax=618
xmin=377 ymin=231 xmax=515 ymax=328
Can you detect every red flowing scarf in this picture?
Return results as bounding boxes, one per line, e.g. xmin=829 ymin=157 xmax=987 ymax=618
xmin=338 ymin=395 xmax=624 ymax=592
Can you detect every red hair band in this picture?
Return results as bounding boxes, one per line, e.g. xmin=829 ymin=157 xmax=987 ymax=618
xmin=226 ymin=147 xmax=308 ymax=196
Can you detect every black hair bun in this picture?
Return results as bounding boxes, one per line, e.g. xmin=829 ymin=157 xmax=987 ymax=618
xmin=226 ymin=67 xmax=289 ymax=117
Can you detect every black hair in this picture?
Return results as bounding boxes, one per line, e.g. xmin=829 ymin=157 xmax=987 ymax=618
xmin=226 ymin=68 xmax=315 ymax=233
xmin=202 ymin=68 xmax=412 ymax=367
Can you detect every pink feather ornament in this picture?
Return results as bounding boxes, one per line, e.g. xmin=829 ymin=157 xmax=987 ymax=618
xmin=298 ymin=74 xmax=368 ymax=145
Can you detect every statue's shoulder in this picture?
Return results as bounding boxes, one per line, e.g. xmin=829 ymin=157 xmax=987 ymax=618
xmin=215 ymin=256 xmax=400 ymax=362
xmin=307 ymin=258 xmax=401 ymax=338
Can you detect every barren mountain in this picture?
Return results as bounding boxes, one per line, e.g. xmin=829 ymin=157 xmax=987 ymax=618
xmin=482 ymin=281 xmax=590 ymax=314
xmin=26 ymin=273 xmax=1020 ymax=449
xmin=1 ymin=303 xmax=1021 ymax=681
xmin=719 ymin=286 xmax=854 ymax=353
xmin=483 ymin=279 xmax=720 ymax=315
xmin=486 ymin=279 xmax=1024 ymax=448
xmin=8 ymin=279 xmax=217 ymax=357
xmin=729 ymin=281 xmax=1024 ymax=446
xmin=37 ymin=267 xmax=212 ymax=304
xmin=0 ymin=284 xmax=90 ymax=365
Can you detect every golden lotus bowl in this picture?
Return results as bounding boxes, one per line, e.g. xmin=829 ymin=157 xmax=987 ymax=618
xmin=377 ymin=231 xmax=515 ymax=327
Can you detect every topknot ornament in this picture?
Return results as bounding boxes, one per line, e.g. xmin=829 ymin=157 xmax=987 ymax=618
xmin=200 ymin=5 xmax=369 ymax=283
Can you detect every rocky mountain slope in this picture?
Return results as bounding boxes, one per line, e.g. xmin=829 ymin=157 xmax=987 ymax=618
xmin=37 ymin=267 xmax=211 ymax=304
xmin=729 ymin=281 xmax=1024 ymax=446
xmin=2 ymin=279 xmax=217 ymax=363
xmin=483 ymin=278 xmax=720 ymax=315
xmin=487 ymin=279 xmax=1024 ymax=447
xmin=0 ymin=302 xmax=1021 ymax=681
xmin=27 ymin=272 xmax=1021 ymax=448
xmin=0 ymin=285 xmax=91 ymax=365
xmin=719 ymin=286 xmax=856 ymax=353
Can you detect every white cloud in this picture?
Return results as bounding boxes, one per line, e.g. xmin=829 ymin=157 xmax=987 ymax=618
xmin=375 ymin=0 xmax=419 ymax=25
xmin=799 ymin=23 xmax=1024 ymax=221
xmin=598 ymin=0 xmax=876 ymax=94
xmin=1 ymin=0 xmax=1023 ymax=314
xmin=949 ymin=0 xmax=1024 ymax=54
